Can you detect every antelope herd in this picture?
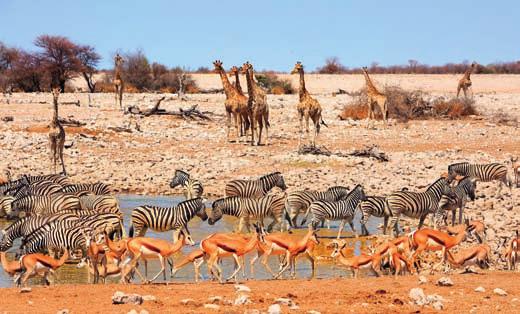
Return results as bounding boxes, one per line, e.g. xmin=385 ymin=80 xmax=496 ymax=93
xmin=0 ymin=158 xmax=519 ymax=287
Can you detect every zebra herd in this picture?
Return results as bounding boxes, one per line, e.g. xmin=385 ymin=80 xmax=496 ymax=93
xmin=0 ymin=160 xmax=514 ymax=285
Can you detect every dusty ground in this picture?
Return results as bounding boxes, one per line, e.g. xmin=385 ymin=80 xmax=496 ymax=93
xmin=1 ymin=272 xmax=519 ymax=313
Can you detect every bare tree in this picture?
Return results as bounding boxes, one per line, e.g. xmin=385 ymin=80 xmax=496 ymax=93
xmin=77 ymin=45 xmax=101 ymax=92
xmin=408 ymin=59 xmax=418 ymax=73
xmin=317 ymin=57 xmax=347 ymax=74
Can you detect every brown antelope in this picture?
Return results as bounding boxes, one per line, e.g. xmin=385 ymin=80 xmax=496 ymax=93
xmin=447 ymin=244 xmax=491 ymax=269
xmin=512 ymin=157 xmax=520 ymax=187
xmin=200 ymin=225 xmax=264 ymax=283
xmin=77 ymin=250 xmax=124 ymax=283
xmin=0 ymin=251 xmax=23 ymax=279
xmin=502 ymin=231 xmax=519 ymax=270
xmin=410 ymin=221 xmax=474 ymax=271
xmin=17 ymin=250 xmax=69 ymax=287
xmin=447 ymin=220 xmax=486 ymax=243
xmin=121 ymin=230 xmax=193 ymax=283
xmin=260 ymin=225 xmax=319 ymax=279
xmin=170 ymin=249 xmax=206 ymax=282
xmin=387 ymin=242 xmax=414 ymax=278
xmin=330 ymin=239 xmax=382 ymax=278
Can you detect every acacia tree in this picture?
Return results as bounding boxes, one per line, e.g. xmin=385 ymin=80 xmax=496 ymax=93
xmin=34 ymin=35 xmax=82 ymax=90
xmin=317 ymin=57 xmax=347 ymax=74
xmin=123 ymin=49 xmax=152 ymax=90
xmin=0 ymin=42 xmax=19 ymax=91
xmin=77 ymin=45 xmax=101 ymax=92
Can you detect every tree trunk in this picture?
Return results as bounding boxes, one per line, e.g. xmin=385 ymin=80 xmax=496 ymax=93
xmin=83 ymin=72 xmax=96 ymax=93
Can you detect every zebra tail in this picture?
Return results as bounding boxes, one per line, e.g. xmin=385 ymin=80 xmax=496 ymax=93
xmin=128 ymin=225 xmax=134 ymax=238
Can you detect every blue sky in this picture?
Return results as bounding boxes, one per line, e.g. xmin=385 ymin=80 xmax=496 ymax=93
xmin=1 ymin=1 xmax=518 ymax=71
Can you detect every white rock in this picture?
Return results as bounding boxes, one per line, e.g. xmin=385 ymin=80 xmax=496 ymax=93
xmin=274 ymin=297 xmax=293 ymax=306
xmin=307 ymin=311 xmax=321 ymax=314
xmin=203 ymin=304 xmax=220 ymax=310
xmin=234 ymin=284 xmax=251 ymax=293
xmin=493 ymin=288 xmax=507 ymax=296
xmin=475 ymin=286 xmax=486 ymax=293
xmin=409 ymin=288 xmax=427 ymax=306
xmin=56 ymin=310 xmax=69 ymax=314
xmin=268 ymin=304 xmax=282 ymax=314
xmin=180 ymin=298 xmax=196 ymax=305
xmin=418 ymin=276 xmax=428 ymax=284
xmin=208 ymin=296 xmax=223 ymax=304
xmin=20 ymin=287 xmax=32 ymax=293
xmin=142 ymin=295 xmax=156 ymax=301
xmin=234 ymin=294 xmax=252 ymax=306
xmin=437 ymin=276 xmax=454 ymax=286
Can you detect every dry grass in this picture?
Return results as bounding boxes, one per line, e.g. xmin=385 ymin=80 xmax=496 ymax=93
xmin=339 ymin=86 xmax=478 ymax=121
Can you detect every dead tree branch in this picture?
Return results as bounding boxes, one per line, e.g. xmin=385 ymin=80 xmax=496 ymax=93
xmin=298 ymin=144 xmax=389 ymax=162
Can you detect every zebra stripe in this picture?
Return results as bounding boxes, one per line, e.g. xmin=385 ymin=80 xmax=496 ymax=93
xmin=448 ymin=162 xmax=508 ymax=188
xmin=7 ymin=194 xmax=81 ymax=217
xmin=0 ymin=176 xmax=29 ymax=195
xmin=77 ymin=213 xmax=124 ymax=237
xmin=435 ymin=176 xmax=477 ymax=227
xmin=79 ymin=195 xmax=120 ymax=214
xmin=60 ymin=182 xmax=111 ymax=196
xmin=0 ymin=213 xmax=78 ymax=251
xmin=286 ymin=186 xmax=350 ymax=227
xmin=225 ymin=172 xmax=287 ymax=198
xmin=0 ymin=196 xmax=14 ymax=218
xmin=359 ymin=196 xmax=391 ymax=236
xmin=309 ymin=185 xmax=366 ymax=238
xmin=130 ymin=198 xmax=207 ymax=239
xmin=21 ymin=221 xmax=91 ymax=255
xmin=22 ymin=174 xmax=71 ymax=186
xmin=170 ymin=170 xmax=204 ymax=199
xmin=387 ymin=177 xmax=453 ymax=236
xmin=10 ymin=180 xmax=63 ymax=198
xmin=210 ymin=192 xmax=286 ymax=232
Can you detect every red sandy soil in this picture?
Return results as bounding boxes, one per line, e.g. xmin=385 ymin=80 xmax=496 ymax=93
xmin=1 ymin=272 xmax=519 ymax=313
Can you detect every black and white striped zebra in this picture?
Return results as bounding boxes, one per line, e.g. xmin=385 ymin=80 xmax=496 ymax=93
xmin=77 ymin=212 xmax=125 ymax=238
xmin=209 ymin=192 xmax=286 ymax=232
xmin=8 ymin=180 xmax=63 ymax=198
xmin=6 ymin=194 xmax=81 ymax=218
xmin=22 ymin=174 xmax=71 ymax=186
xmin=0 ymin=176 xmax=29 ymax=195
xmin=0 ymin=213 xmax=78 ymax=251
xmin=434 ymin=176 xmax=477 ymax=227
xmin=0 ymin=195 xmax=14 ymax=218
xmin=225 ymin=172 xmax=287 ymax=198
xmin=79 ymin=195 xmax=120 ymax=214
xmin=386 ymin=177 xmax=454 ymax=236
xmin=169 ymin=170 xmax=204 ymax=199
xmin=308 ymin=184 xmax=367 ymax=238
xmin=129 ymin=198 xmax=207 ymax=240
xmin=448 ymin=162 xmax=509 ymax=192
xmin=359 ymin=196 xmax=391 ymax=236
xmin=287 ymin=186 xmax=350 ymax=227
xmin=60 ymin=182 xmax=111 ymax=196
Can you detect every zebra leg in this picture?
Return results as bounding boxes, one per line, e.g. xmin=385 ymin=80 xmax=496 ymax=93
xmin=459 ymin=201 xmax=465 ymax=225
xmin=388 ymin=214 xmax=400 ymax=236
xmin=418 ymin=214 xmax=427 ymax=229
xmin=348 ymin=220 xmax=357 ymax=237
xmin=382 ymin=216 xmax=389 ymax=236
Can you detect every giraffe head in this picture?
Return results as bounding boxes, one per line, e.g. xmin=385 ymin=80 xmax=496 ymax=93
xmin=240 ymin=62 xmax=252 ymax=74
xmin=290 ymin=62 xmax=303 ymax=74
xmin=228 ymin=66 xmax=240 ymax=77
xmin=212 ymin=60 xmax=224 ymax=73
xmin=51 ymin=88 xmax=61 ymax=101
xmin=361 ymin=66 xmax=369 ymax=74
xmin=114 ymin=54 xmax=124 ymax=66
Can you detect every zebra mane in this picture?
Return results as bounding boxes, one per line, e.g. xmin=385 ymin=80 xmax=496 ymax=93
xmin=426 ymin=177 xmax=449 ymax=191
xmin=326 ymin=185 xmax=348 ymax=191
xmin=178 ymin=197 xmax=202 ymax=207
xmin=448 ymin=162 xmax=469 ymax=168
xmin=259 ymin=172 xmax=281 ymax=180
xmin=175 ymin=169 xmax=190 ymax=178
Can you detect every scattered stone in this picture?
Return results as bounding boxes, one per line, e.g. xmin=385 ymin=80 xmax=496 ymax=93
xmin=274 ymin=297 xmax=294 ymax=306
xmin=437 ymin=276 xmax=454 ymax=287
xmin=208 ymin=296 xmax=223 ymax=304
xmin=127 ymin=310 xmax=148 ymax=314
xmin=493 ymin=288 xmax=508 ymax=296
xmin=244 ymin=310 xmax=261 ymax=314
xmin=409 ymin=288 xmax=427 ymax=306
xmin=203 ymin=304 xmax=220 ymax=310
xmin=475 ymin=286 xmax=486 ymax=293
xmin=393 ymin=298 xmax=404 ymax=305
xmin=375 ymin=289 xmax=387 ymax=294
xmin=307 ymin=311 xmax=321 ymax=314
xmin=290 ymin=304 xmax=300 ymax=310
xmin=235 ymin=284 xmax=251 ymax=293
xmin=234 ymin=294 xmax=252 ymax=306
xmin=56 ymin=310 xmax=69 ymax=314
xmin=112 ymin=291 xmax=143 ymax=305
xmin=268 ymin=303 xmax=282 ymax=314
xmin=418 ymin=276 xmax=428 ymax=284
xmin=142 ymin=295 xmax=156 ymax=302
xmin=180 ymin=298 xmax=197 ymax=306
xmin=20 ymin=287 xmax=32 ymax=293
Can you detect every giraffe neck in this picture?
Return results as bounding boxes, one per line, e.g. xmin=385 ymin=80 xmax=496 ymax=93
xmin=114 ymin=63 xmax=122 ymax=81
xmin=298 ymin=70 xmax=307 ymax=101
xmin=234 ymin=72 xmax=243 ymax=95
xmin=463 ymin=66 xmax=474 ymax=80
xmin=363 ymin=71 xmax=379 ymax=94
xmin=244 ymin=68 xmax=255 ymax=99
xmin=218 ymin=70 xmax=235 ymax=98
xmin=52 ymin=97 xmax=59 ymax=125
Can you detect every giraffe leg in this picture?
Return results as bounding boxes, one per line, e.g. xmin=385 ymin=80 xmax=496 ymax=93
xmin=250 ymin=113 xmax=256 ymax=146
xmin=304 ymin=112 xmax=310 ymax=146
xmin=257 ymin=116 xmax=263 ymax=146
xmin=226 ymin=111 xmax=232 ymax=142
xmin=457 ymin=85 xmax=461 ymax=98
xmin=58 ymin=144 xmax=66 ymax=175
xmin=298 ymin=113 xmax=304 ymax=148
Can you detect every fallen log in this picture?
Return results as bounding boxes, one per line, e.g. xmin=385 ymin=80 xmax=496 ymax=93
xmin=298 ymin=144 xmax=389 ymax=162
xmin=59 ymin=117 xmax=86 ymax=127
xmin=107 ymin=126 xmax=132 ymax=133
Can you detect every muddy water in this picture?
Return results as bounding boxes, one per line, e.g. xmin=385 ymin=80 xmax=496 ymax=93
xmin=0 ymin=195 xmax=379 ymax=287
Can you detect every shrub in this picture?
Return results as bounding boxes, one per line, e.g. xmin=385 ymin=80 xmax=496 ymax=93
xmin=255 ymin=72 xmax=293 ymax=94
xmin=317 ymin=57 xmax=348 ymax=74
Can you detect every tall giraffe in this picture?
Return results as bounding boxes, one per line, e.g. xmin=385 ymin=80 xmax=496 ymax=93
xmin=229 ymin=66 xmax=244 ymax=95
xmin=361 ymin=67 xmax=388 ymax=126
xmin=241 ymin=62 xmax=269 ymax=146
xmin=290 ymin=62 xmax=326 ymax=147
xmin=457 ymin=62 xmax=477 ymax=98
xmin=48 ymin=88 xmax=66 ymax=175
xmin=212 ymin=60 xmax=249 ymax=142
xmin=113 ymin=54 xmax=124 ymax=110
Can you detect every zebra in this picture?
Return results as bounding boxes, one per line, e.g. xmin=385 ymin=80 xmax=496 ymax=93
xmin=8 ymin=180 xmax=63 ymax=198
xmin=169 ymin=170 xmax=204 ymax=199
xmin=5 ymin=194 xmax=81 ymax=218
xmin=76 ymin=212 xmax=125 ymax=239
xmin=308 ymin=184 xmax=367 ymax=239
xmin=448 ymin=162 xmax=509 ymax=193
xmin=225 ymin=172 xmax=287 ymax=198
xmin=0 ymin=213 xmax=78 ymax=251
xmin=60 ymin=182 xmax=111 ymax=196
xmin=79 ymin=195 xmax=120 ymax=214
xmin=0 ymin=195 xmax=14 ymax=218
xmin=0 ymin=176 xmax=29 ymax=195
xmin=209 ymin=192 xmax=286 ymax=232
xmin=129 ymin=197 xmax=207 ymax=241
xmin=22 ymin=174 xmax=71 ymax=186
xmin=289 ymin=186 xmax=351 ymax=226
xmin=434 ymin=176 xmax=477 ymax=227
xmin=386 ymin=177 xmax=454 ymax=236
xmin=359 ymin=196 xmax=391 ymax=236
xmin=20 ymin=222 xmax=92 ymax=256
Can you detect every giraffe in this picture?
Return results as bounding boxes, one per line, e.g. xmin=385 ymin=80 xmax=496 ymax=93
xmin=290 ymin=62 xmax=326 ymax=147
xmin=113 ymin=54 xmax=125 ymax=110
xmin=48 ymin=88 xmax=66 ymax=175
xmin=229 ymin=66 xmax=244 ymax=95
xmin=457 ymin=62 xmax=477 ymax=98
xmin=213 ymin=60 xmax=249 ymax=142
xmin=361 ymin=67 xmax=388 ymax=126
xmin=241 ymin=62 xmax=270 ymax=146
